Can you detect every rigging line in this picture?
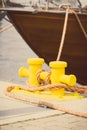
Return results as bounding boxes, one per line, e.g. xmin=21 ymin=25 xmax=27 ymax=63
xmin=56 ymin=8 xmax=69 ymax=61
xmin=71 ymin=9 xmax=87 ymax=40
xmin=0 ymin=24 xmax=13 ymax=33
xmin=56 ymin=8 xmax=87 ymax=61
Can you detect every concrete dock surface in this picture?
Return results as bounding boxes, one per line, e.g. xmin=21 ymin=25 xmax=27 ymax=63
xmin=0 ymin=15 xmax=87 ymax=130
xmin=0 ymin=81 xmax=87 ymax=130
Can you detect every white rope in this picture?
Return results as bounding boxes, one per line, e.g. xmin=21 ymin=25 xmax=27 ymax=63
xmin=56 ymin=8 xmax=87 ymax=61
xmin=56 ymin=8 xmax=69 ymax=61
xmin=71 ymin=10 xmax=87 ymax=39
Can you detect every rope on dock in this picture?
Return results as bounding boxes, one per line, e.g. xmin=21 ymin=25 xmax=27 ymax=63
xmin=5 ymin=83 xmax=87 ymax=94
xmin=5 ymin=85 xmax=87 ymax=118
xmin=0 ymin=24 xmax=13 ymax=33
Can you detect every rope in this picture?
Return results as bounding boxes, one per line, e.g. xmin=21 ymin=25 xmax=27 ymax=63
xmin=3 ymin=8 xmax=87 ymax=118
xmin=5 ymin=83 xmax=87 ymax=94
xmin=0 ymin=24 xmax=13 ymax=33
xmin=36 ymin=69 xmax=51 ymax=85
xmin=56 ymin=8 xmax=69 ymax=61
xmin=36 ymin=69 xmax=46 ymax=85
xmin=56 ymin=9 xmax=87 ymax=61
xmin=70 ymin=9 xmax=87 ymax=39
xmin=5 ymin=85 xmax=87 ymax=118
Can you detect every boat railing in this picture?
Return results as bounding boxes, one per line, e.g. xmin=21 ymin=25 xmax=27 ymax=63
xmin=0 ymin=0 xmax=83 ymax=10
xmin=0 ymin=0 xmax=87 ymax=16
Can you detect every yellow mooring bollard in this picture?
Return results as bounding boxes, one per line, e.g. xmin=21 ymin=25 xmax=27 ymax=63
xmin=18 ymin=58 xmax=44 ymax=86
xmin=49 ymin=61 xmax=76 ymax=86
xmin=18 ymin=58 xmax=76 ymax=87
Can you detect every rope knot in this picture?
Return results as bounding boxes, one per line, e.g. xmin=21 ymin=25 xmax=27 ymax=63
xmin=36 ymin=69 xmax=51 ymax=85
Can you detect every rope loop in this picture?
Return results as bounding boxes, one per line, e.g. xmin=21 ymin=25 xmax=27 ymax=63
xmin=36 ymin=68 xmax=45 ymax=85
xmin=36 ymin=69 xmax=51 ymax=85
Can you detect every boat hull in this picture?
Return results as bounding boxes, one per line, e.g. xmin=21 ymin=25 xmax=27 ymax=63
xmin=5 ymin=9 xmax=87 ymax=85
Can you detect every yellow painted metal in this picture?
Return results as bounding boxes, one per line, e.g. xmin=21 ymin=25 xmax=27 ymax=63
xmin=11 ymin=86 xmax=84 ymax=101
xmin=18 ymin=58 xmax=76 ymax=87
xmin=49 ymin=61 xmax=76 ymax=86
xmin=18 ymin=58 xmax=44 ymax=86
